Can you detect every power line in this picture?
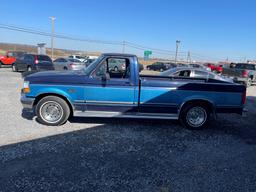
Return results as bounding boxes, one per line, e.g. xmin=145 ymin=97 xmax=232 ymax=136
xmin=0 ymin=24 xmax=123 ymax=45
xmin=0 ymin=23 xmax=222 ymax=61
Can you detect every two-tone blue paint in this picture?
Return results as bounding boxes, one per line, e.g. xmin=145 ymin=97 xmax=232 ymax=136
xmin=22 ymin=53 xmax=246 ymax=119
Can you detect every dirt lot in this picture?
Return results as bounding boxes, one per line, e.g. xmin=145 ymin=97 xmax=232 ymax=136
xmin=0 ymin=68 xmax=256 ymax=192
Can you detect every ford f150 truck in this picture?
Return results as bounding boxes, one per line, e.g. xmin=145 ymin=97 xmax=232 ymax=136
xmin=222 ymin=63 xmax=256 ymax=87
xmin=21 ymin=53 xmax=246 ymax=129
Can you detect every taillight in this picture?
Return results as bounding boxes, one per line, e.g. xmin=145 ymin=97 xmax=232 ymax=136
xmin=242 ymin=70 xmax=248 ymax=77
xmin=242 ymin=91 xmax=246 ymax=105
xmin=35 ymin=56 xmax=39 ymax=64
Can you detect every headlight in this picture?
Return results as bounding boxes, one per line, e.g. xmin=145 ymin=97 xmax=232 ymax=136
xmin=22 ymin=81 xmax=30 ymax=93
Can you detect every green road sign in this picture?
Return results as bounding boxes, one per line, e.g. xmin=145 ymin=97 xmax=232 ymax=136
xmin=144 ymin=50 xmax=152 ymax=56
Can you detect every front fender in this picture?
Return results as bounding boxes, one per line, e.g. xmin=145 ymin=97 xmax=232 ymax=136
xmin=28 ymin=86 xmax=74 ymax=103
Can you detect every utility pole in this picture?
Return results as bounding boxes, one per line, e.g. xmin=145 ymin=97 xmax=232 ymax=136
xmin=187 ymin=51 xmax=191 ymax=64
xmin=175 ymin=40 xmax=180 ymax=64
xmin=49 ymin=16 xmax=56 ymax=59
xmin=122 ymin=41 xmax=126 ymax=53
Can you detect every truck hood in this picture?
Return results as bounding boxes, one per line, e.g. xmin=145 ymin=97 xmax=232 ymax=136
xmin=24 ymin=70 xmax=88 ymax=85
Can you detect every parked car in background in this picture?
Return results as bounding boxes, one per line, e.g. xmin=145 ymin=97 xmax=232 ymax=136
xmin=13 ymin=54 xmax=54 ymax=72
xmin=177 ymin=63 xmax=188 ymax=68
xmin=21 ymin=53 xmax=246 ymax=130
xmin=204 ymin=63 xmax=223 ymax=73
xmin=87 ymin=55 xmax=99 ymax=60
xmin=146 ymin=62 xmax=176 ymax=72
xmin=54 ymin=58 xmax=85 ymax=71
xmin=160 ymin=67 xmax=233 ymax=83
xmin=222 ymin=63 xmax=256 ymax=87
xmin=188 ymin=63 xmax=211 ymax=71
xmin=0 ymin=51 xmax=26 ymax=68
xmin=68 ymin=55 xmax=87 ymax=62
xmin=108 ymin=58 xmax=126 ymax=72
xmin=84 ymin=58 xmax=96 ymax=67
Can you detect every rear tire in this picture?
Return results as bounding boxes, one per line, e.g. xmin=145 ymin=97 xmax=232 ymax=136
xmin=246 ymin=79 xmax=252 ymax=87
xmin=12 ymin=64 xmax=17 ymax=72
xmin=36 ymin=96 xmax=70 ymax=126
xmin=0 ymin=61 xmax=2 ymax=68
xmin=180 ymin=103 xmax=210 ymax=130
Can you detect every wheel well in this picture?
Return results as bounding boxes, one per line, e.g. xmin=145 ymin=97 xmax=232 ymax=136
xmin=179 ymin=99 xmax=214 ymax=116
xmin=33 ymin=93 xmax=74 ymax=117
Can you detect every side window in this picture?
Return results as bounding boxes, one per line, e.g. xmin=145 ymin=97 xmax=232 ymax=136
xmin=194 ymin=71 xmax=208 ymax=78
xmin=24 ymin=55 xmax=30 ymax=61
xmin=19 ymin=55 xmax=25 ymax=60
xmin=179 ymin=70 xmax=191 ymax=77
xmin=7 ymin=52 xmax=13 ymax=57
xmin=54 ymin=58 xmax=61 ymax=62
xmin=93 ymin=58 xmax=130 ymax=79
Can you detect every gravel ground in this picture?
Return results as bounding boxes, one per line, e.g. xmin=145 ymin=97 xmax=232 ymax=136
xmin=0 ymin=68 xmax=256 ymax=192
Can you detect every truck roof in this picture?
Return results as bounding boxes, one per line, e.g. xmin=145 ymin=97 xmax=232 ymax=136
xmin=102 ymin=53 xmax=137 ymax=57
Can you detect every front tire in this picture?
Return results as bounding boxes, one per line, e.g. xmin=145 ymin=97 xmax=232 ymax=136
xmin=36 ymin=96 xmax=70 ymax=126
xmin=180 ymin=103 xmax=210 ymax=130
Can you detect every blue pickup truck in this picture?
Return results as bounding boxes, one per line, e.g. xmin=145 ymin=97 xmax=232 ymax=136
xmin=21 ymin=53 xmax=246 ymax=129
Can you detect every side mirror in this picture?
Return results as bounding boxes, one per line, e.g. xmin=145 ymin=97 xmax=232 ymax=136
xmin=101 ymin=72 xmax=110 ymax=81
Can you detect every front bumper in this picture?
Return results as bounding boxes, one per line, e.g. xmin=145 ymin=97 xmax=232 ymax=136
xmin=20 ymin=94 xmax=35 ymax=110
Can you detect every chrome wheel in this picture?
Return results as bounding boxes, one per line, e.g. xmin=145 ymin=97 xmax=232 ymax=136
xmin=39 ymin=101 xmax=64 ymax=124
xmin=186 ymin=106 xmax=207 ymax=128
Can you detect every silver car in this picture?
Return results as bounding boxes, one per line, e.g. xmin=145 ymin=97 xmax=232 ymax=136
xmin=160 ymin=67 xmax=233 ymax=82
xmin=53 ymin=58 xmax=85 ymax=71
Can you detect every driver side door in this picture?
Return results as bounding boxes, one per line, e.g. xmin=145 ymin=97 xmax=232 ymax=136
xmin=84 ymin=57 xmax=136 ymax=114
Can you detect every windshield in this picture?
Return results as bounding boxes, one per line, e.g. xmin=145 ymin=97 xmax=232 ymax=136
xmin=84 ymin=55 xmax=104 ymax=75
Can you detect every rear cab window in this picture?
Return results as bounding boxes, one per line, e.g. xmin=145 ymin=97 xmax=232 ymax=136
xmin=93 ymin=57 xmax=130 ymax=79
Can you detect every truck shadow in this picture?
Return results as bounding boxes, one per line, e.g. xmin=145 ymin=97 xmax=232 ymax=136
xmin=4 ymin=98 xmax=256 ymax=191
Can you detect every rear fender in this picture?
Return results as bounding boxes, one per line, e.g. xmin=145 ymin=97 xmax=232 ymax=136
xmin=178 ymin=96 xmax=217 ymax=119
